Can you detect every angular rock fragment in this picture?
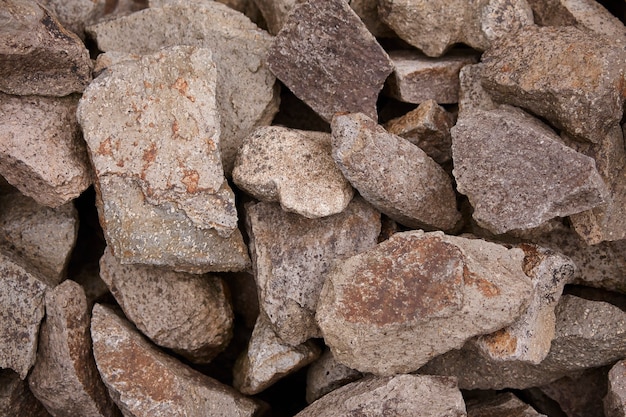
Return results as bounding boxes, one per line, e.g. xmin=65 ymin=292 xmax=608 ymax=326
xmin=458 ymin=64 xmax=496 ymax=114
xmin=0 ymin=93 xmax=92 ymax=208
xmin=452 ymin=105 xmax=608 ymax=234
xmin=0 ymin=370 xmax=51 ymax=417
xmin=606 ymin=360 xmax=626 ymax=417
xmin=378 ymin=0 xmax=533 ymax=57
xmin=28 ymin=281 xmax=120 ymax=417
xmin=267 ymin=0 xmax=393 ymax=122
xmin=332 ymin=112 xmax=461 ymax=231
xmin=99 ymin=247 xmax=233 ymax=363
xmin=306 ymin=349 xmax=362 ymax=404
xmin=233 ymin=313 xmax=320 ymax=395
xmin=481 ymin=26 xmax=626 ymax=144
xmin=40 ymin=0 xmax=107 ymax=38
xmin=0 ymin=0 xmax=92 ymax=96
xmin=228 ymin=271 xmax=260 ymax=330
xmin=296 ymin=375 xmax=466 ymax=417
xmin=233 ymin=126 xmax=354 ymax=218
xmin=466 ymin=392 xmax=546 ymax=417
xmin=246 ymin=197 xmax=380 ymax=346
xmin=91 ymin=304 xmax=263 ymax=417
xmin=385 ymin=50 xmax=479 ymax=105
xmin=316 ymin=230 xmax=532 ymax=375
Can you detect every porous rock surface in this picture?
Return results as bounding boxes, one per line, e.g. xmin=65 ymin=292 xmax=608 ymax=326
xmin=605 ymin=360 xmax=626 ymax=417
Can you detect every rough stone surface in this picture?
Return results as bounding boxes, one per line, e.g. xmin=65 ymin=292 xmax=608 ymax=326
xmin=385 ymin=50 xmax=479 ymax=105
xmin=228 ymin=271 xmax=260 ymax=330
xmin=332 ymin=112 xmax=461 ymax=231
xmin=452 ymin=105 xmax=608 ymax=234
xmin=316 ymin=230 xmax=532 ymax=376
xmin=466 ymin=392 xmax=546 ymax=417
xmin=384 ymin=99 xmax=455 ymax=165
xmin=233 ymin=313 xmax=321 ymax=395
xmin=378 ymin=0 xmax=533 ymax=57
xmin=40 ymin=0 xmax=107 ymax=38
xmin=233 ymin=126 xmax=354 ymax=218
xmin=305 ymin=349 xmax=362 ymax=404
xmin=458 ymin=64 xmax=497 ymax=114
xmin=0 ymin=93 xmax=92 ymax=208
xmin=295 ymin=374 xmax=466 ymax=417
xmin=91 ymin=303 xmax=263 ymax=417
xmin=246 ymin=197 xmax=380 ymax=346
xmin=481 ymin=26 xmax=626 ymax=144
xmin=0 ymin=370 xmax=51 ymax=417
xmin=28 ymin=280 xmax=121 ymax=417
xmin=0 ymin=0 xmax=92 ymax=96
xmin=267 ymin=0 xmax=393 ymax=122
xmin=99 ymin=247 xmax=234 ymax=363
xmin=606 ymin=360 xmax=626 ymax=417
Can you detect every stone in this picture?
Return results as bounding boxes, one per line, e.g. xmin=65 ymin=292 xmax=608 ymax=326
xmin=526 ymin=0 xmax=578 ymax=25
xmin=28 ymin=281 xmax=121 ymax=417
xmin=91 ymin=303 xmax=263 ymax=417
xmin=40 ymin=0 xmax=107 ymax=38
xmin=0 ymin=93 xmax=92 ymax=208
xmin=458 ymin=64 xmax=497 ymax=114
xmin=233 ymin=313 xmax=320 ymax=395
xmin=246 ymin=197 xmax=380 ymax=346
xmin=385 ymin=49 xmax=479 ymax=105
xmin=86 ymin=0 xmax=279 ymax=175
xmin=331 ymin=112 xmax=462 ymax=231
xmin=305 ymin=349 xmax=362 ymax=404
xmin=384 ymin=99 xmax=455 ymax=165
xmin=0 ymin=370 xmax=51 ymax=417
xmin=348 ymin=0 xmax=394 ymax=38
xmin=0 ymin=0 xmax=92 ymax=96
xmin=228 ymin=272 xmax=260 ymax=330
xmin=606 ymin=360 xmax=626 ymax=417
xmin=481 ymin=26 xmax=626 ymax=144
xmin=99 ymin=247 xmax=234 ymax=363
xmin=267 ymin=0 xmax=393 ymax=122
xmin=295 ymin=374 xmax=466 ymax=417
xmin=316 ymin=230 xmax=532 ymax=376
xmin=233 ymin=126 xmax=354 ymax=218
xmin=466 ymin=392 xmax=546 ymax=417
xmin=451 ymin=105 xmax=608 ymax=234
xmin=378 ymin=0 xmax=533 ymax=57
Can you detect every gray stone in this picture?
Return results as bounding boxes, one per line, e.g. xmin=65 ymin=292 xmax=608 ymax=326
xmin=0 ymin=0 xmax=92 ymax=96
xmin=306 ymin=349 xmax=362 ymax=404
xmin=606 ymin=360 xmax=626 ymax=417
xmin=0 ymin=370 xmax=51 ymax=417
xmin=28 ymin=281 xmax=121 ymax=417
xmin=233 ymin=126 xmax=354 ymax=219
xmin=332 ymin=112 xmax=461 ymax=231
xmin=0 ymin=93 xmax=92 ymax=208
xmin=40 ymin=0 xmax=107 ymax=38
xmin=246 ymin=197 xmax=380 ymax=346
xmin=458 ymin=64 xmax=497 ymax=114
xmin=99 ymin=247 xmax=234 ymax=363
xmin=316 ymin=230 xmax=532 ymax=376
xmin=267 ymin=0 xmax=393 ymax=122
xmin=91 ymin=303 xmax=263 ymax=417
xmin=466 ymin=392 xmax=546 ymax=417
xmin=452 ymin=105 xmax=608 ymax=234
xmin=378 ymin=0 xmax=533 ymax=57
xmin=295 ymin=375 xmax=466 ymax=417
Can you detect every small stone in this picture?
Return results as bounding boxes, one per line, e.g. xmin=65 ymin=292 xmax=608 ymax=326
xmin=228 ymin=271 xmax=260 ymax=330
xmin=457 ymin=64 xmax=497 ymax=114
xmin=526 ymin=0 xmax=578 ymax=25
xmin=466 ymin=392 xmax=546 ymax=417
xmin=378 ymin=0 xmax=533 ymax=57
xmin=99 ymin=247 xmax=234 ymax=363
xmin=605 ymin=360 xmax=626 ymax=417
xmin=452 ymin=105 xmax=608 ymax=234
xmin=233 ymin=126 xmax=354 ymax=219
xmin=0 ymin=93 xmax=92 ymax=208
xmin=384 ymin=99 xmax=455 ymax=165
xmin=40 ymin=0 xmax=107 ymax=38
xmin=0 ymin=0 xmax=92 ymax=96
xmin=316 ymin=230 xmax=532 ymax=376
xmin=246 ymin=197 xmax=380 ymax=346
xmin=28 ymin=281 xmax=121 ymax=417
xmin=0 ymin=370 xmax=51 ymax=417
xmin=91 ymin=303 xmax=263 ymax=417
xmin=295 ymin=374 xmax=466 ymax=417
xmin=305 ymin=349 xmax=362 ymax=404
xmin=536 ymin=367 xmax=608 ymax=417
xmin=233 ymin=313 xmax=321 ymax=395
xmin=332 ymin=112 xmax=462 ymax=231
xmin=267 ymin=0 xmax=393 ymax=122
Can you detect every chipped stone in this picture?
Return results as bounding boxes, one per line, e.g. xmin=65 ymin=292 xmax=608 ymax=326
xmin=605 ymin=360 xmax=626 ymax=417
xmin=466 ymin=392 xmax=546 ymax=417
xmin=0 ymin=370 xmax=51 ymax=417
xmin=458 ymin=64 xmax=497 ymax=114
xmin=305 ymin=349 xmax=362 ymax=404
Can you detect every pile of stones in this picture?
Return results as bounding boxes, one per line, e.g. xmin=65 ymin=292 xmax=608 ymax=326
xmin=2 ymin=0 xmax=626 ymax=415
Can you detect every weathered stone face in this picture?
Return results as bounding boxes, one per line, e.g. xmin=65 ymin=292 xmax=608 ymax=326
xmin=306 ymin=349 xmax=362 ymax=404
xmin=0 ymin=370 xmax=51 ymax=417
xmin=466 ymin=392 xmax=545 ymax=417
xmin=605 ymin=360 xmax=626 ymax=417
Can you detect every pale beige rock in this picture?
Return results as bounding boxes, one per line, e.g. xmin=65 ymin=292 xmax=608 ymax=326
xmin=40 ymin=0 xmax=107 ymax=38
xmin=466 ymin=392 xmax=546 ymax=417
xmin=606 ymin=360 xmax=626 ymax=417
xmin=0 ymin=93 xmax=92 ymax=208
xmin=458 ymin=64 xmax=497 ymax=114
xmin=0 ymin=370 xmax=51 ymax=417
xmin=306 ymin=349 xmax=362 ymax=404
xmin=233 ymin=126 xmax=354 ymax=218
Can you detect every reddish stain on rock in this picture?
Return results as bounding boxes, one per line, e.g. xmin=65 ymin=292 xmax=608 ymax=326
xmin=463 ymin=266 xmax=501 ymax=298
xmin=479 ymin=328 xmax=518 ymax=356
xmin=97 ymin=137 xmax=114 ymax=156
xmin=181 ymin=169 xmax=200 ymax=193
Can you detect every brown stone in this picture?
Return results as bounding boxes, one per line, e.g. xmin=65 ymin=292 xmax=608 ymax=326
xmin=228 ymin=271 xmax=260 ymax=330
xmin=40 ymin=0 xmax=107 ymax=38
xmin=605 ymin=360 xmax=626 ymax=417
xmin=305 ymin=349 xmax=362 ymax=404
xmin=0 ymin=370 xmax=51 ymax=417
xmin=536 ymin=367 xmax=608 ymax=417
xmin=458 ymin=64 xmax=497 ymax=114
xmin=466 ymin=392 xmax=546 ymax=417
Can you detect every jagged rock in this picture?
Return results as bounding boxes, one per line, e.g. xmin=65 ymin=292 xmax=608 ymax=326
xmin=378 ymin=0 xmax=533 ymax=57
xmin=40 ymin=0 xmax=107 ymax=38
xmin=384 ymin=99 xmax=455 ymax=165
xmin=606 ymin=360 xmax=626 ymax=417
xmin=458 ymin=64 xmax=497 ymax=114
xmin=332 ymin=112 xmax=461 ymax=231
xmin=452 ymin=105 xmax=608 ymax=234
xmin=347 ymin=0 xmax=394 ymax=37
xmin=295 ymin=375 xmax=466 ymax=417
xmin=267 ymin=0 xmax=393 ymax=122
xmin=306 ymin=349 xmax=362 ymax=404
xmin=233 ymin=313 xmax=321 ymax=395
xmin=246 ymin=197 xmax=380 ymax=346
xmin=28 ymin=281 xmax=120 ymax=417
xmin=214 ymin=0 xmax=263 ymax=24
xmin=0 ymin=370 xmax=51 ymax=417
xmin=481 ymin=26 xmax=626 ymax=144
xmin=466 ymin=392 xmax=546 ymax=417
xmin=385 ymin=50 xmax=479 ymax=104
xmin=0 ymin=93 xmax=92 ymax=208
xmin=86 ymin=0 xmax=279 ymax=175
xmin=99 ymin=247 xmax=233 ymax=363
xmin=233 ymin=126 xmax=354 ymax=218
xmin=91 ymin=303 xmax=263 ymax=417
xmin=316 ymin=230 xmax=532 ymax=375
